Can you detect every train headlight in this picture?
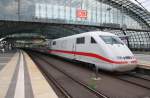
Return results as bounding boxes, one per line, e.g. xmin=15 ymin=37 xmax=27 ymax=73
xmin=117 ymin=56 xmax=134 ymax=60
xmin=117 ymin=56 xmax=123 ymax=59
xmin=131 ymin=60 xmax=137 ymax=63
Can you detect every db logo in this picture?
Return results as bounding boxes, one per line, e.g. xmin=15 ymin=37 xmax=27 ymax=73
xmin=76 ymin=9 xmax=88 ymax=19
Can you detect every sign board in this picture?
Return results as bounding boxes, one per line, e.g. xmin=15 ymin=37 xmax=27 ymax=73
xmin=76 ymin=9 xmax=88 ymax=19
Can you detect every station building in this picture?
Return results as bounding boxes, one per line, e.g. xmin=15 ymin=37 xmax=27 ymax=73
xmin=0 ymin=0 xmax=150 ymax=51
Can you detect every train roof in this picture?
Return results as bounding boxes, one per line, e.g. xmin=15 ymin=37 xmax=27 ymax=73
xmin=53 ymin=31 xmax=116 ymax=41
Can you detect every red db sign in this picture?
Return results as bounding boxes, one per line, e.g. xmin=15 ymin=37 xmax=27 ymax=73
xmin=76 ymin=9 xmax=87 ymax=19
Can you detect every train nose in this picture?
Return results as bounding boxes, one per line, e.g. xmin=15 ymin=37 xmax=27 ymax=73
xmin=114 ymin=64 xmax=137 ymax=72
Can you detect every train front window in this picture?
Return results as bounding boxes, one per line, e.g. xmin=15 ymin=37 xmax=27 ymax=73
xmin=100 ymin=36 xmax=124 ymax=45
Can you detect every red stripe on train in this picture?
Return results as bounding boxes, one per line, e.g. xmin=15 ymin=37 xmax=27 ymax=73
xmin=48 ymin=50 xmax=129 ymax=64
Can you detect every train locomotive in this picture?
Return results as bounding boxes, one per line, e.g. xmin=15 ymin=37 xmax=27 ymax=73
xmin=48 ymin=31 xmax=137 ymax=72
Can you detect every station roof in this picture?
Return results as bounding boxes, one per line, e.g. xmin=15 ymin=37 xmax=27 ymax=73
xmin=0 ymin=0 xmax=150 ymax=39
xmin=107 ymin=0 xmax=150 ymax=27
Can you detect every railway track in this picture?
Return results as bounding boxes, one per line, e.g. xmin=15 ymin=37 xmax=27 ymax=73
xmin=116 ymin=72 xmax=150 ymax=90
xmin=28 ymin=52 xmax=108 ymax=98
xmin=127 ymin=71 xmax=150 ymax=81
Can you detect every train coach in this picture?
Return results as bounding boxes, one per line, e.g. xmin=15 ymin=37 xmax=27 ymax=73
xmin=48 ymin=31 xmax=137 ymax=72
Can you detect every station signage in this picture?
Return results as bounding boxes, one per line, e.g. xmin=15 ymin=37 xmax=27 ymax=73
xmin=76 ymin=9 xmax=88 ymax=19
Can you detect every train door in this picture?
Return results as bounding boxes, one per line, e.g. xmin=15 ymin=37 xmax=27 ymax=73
xmin=72 ymin=39 xmax=76 ymax=59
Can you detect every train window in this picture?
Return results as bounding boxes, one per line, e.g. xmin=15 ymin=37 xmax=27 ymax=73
xmin=100 ymin=36 xmax=124 ymax=45
xmin=76 ymin=37 xmax=85 ymax=44
xmin=91 ymin=37 xmax=97 ymax=44
xmin=53 ymin=41 xmax=56 ymax=45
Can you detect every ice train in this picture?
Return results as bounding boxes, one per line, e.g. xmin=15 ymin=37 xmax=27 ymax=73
xmin=48 ymin=31 xmax=137 ymax=72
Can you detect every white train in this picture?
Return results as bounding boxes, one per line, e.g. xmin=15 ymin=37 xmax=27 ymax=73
xmin=49 ymin=31 xmax=137 ymax=72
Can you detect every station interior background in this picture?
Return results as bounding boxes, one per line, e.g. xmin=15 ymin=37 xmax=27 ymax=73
xmin=0 ymin=0 xmax=150 ymax=51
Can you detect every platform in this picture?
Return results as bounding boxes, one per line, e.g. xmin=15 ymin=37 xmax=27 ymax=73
xmin=0 ymin=50 xmax=58 ymax=98
xmin=0 ymin=51 xmax=16 ymax=71
xmin=134 ymin=53 xmax=150 ymax=69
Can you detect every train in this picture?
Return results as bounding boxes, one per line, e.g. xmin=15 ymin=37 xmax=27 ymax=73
xmin=46 ymin=31 xmax=137 ymax=72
